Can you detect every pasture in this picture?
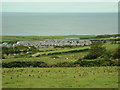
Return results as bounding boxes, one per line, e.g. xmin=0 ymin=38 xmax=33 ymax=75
xmin=32 ymin=46 xmax=89 ymax=57
xmin=2 ymin=67 xmax=119 ymax=88
xmin=104 ymin=44 xmax=119 ymax=50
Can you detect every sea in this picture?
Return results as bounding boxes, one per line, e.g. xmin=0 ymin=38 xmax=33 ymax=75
xmin=2 ymin=12 xmax=118 ymax=36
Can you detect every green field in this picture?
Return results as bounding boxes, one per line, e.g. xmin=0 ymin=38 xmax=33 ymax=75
xmin=2 ymin=67 xmax=119 ymax=88
xmin=104 ymin=44 xmax=119 ymax=50
xmin=32 ymin=46 xmax=89 ymax=57
xmin=33 ymin=44 xmax=119 ymax=57
xmin=2 ymin=44 xmax=119 ymax=66
xmin=2 ymin=51 xmax=88 ymax=65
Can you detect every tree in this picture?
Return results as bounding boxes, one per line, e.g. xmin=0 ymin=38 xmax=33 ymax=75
xmin=28 ymin=46 xmax=37 ymax=52
xmin=84 ymin=41 xmax=106 ymax=59
xmin=14 ymin=45 xmax=29 ymax=53
xmin=112 ymin=47 xmax=120 ymax=59
xmin=8 ymin=47 xmax=14 ymax=54
xmin=2 ymin=47 xmax=9 ymax=55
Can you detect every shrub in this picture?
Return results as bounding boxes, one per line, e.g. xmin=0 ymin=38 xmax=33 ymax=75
xmin=49 ymin=64 xmax=57 ymax=67
xmin=56 ymin=62 xmax=74 ymax=67
xmin=74 ymin=58 xmax=116 ymax=67
xmin=102 ymin=60 xmax=114 ymax=66
xmin=50 ymin=55 xmax=60 ymax=58
xmin=112 ymin=59 xmax=120 ymax=66
xmin=74 ymin=60 xmax=100 ymax=67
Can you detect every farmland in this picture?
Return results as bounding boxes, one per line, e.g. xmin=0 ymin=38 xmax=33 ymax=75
xmin=2 ymin=67 xmax=119 ymax=88
xmin=2 ymin=43 xmax=119 ymax=88
xmin=2 ymin=50 xmax=88 ymax=67
xmin=1 ymin=34 xmax=120 ymax=88
xmin=2 ymin=44 xmax=118 ymax=67
xmin=32 ymin=46 xmax=89 ymax=57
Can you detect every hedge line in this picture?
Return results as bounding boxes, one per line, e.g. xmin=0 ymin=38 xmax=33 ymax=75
xmin=2 ymin=61 xmax=47 ymax=68
xmin=2 ymin=59 xmax=119 ymax=68
xmin=36 ymin=48 xmax=89 ymax=57
xmin=74 ymin=59 xmax=120 ymax=66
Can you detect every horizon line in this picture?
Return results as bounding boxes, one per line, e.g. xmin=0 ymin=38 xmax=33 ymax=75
xmin=1 ymin=33 xmax=119 ymax=37
xmin=1 ymin=12 xmax=118 ymax=13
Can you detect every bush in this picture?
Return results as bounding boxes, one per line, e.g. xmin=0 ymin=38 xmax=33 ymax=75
xmin=112 ymin=59 xmax=120 ymax=66
xmin=74 ymin=60 xmax=100 ymax=67
xmin=50 ymin=55 xmax=60 ymax=58
xmin=102 ymin=60 xmax=114 ymax=66
xmin=56 ymin=62 xmax=74 ymax=67
xmin=49 ymin=64 xmax=57 ymax=67
xmin=74 ymin=58 xmax=116 ymax=67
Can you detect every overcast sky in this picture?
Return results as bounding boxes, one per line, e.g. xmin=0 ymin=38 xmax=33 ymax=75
xmin=1 ymin=0 xmax=118 ymax=13
xmin=2 ymin=0 xmax=119 ymax=2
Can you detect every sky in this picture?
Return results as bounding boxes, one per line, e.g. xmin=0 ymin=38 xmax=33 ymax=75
xmin=2 ymin=0 xmax=119 ymax=2
xmin=1 ymin=1 xmax=118 ymax=13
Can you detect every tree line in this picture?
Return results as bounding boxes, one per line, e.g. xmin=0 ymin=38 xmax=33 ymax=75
xmin=2 ymin=45 xmax=38 ymax=59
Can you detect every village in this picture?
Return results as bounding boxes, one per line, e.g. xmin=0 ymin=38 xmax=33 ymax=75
xmin=1 ymin=38 xmax=92 ymax=48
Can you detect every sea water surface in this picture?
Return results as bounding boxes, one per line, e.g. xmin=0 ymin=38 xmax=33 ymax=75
xmin=2 ymin=12 xmax=118 ymax=36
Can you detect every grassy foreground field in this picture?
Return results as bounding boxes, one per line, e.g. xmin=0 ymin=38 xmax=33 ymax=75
xmin=2 ymin=67 xmax=119 ymax=88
